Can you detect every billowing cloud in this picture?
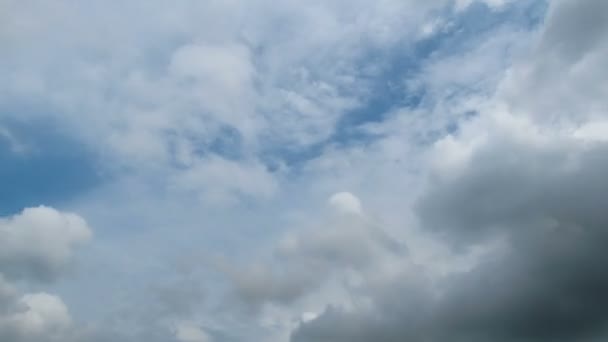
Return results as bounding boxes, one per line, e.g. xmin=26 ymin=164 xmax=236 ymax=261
xmin=214 ymin=192 xmax=407 ymax=341
xmin=0 ymin=207 xmax=92 ymax=342
xmin=500 ymin=0 xmax=608 ymax=123
xmin=327 ymin=192 xmax=363 ymax=216
xmin=0 ymin=206 xmax=92 ymax=282
xmin=0 ymin=292 xmax=74 ymax=342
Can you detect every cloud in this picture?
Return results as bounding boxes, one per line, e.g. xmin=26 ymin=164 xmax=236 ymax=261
xmin=291 ymin=0 xmax=608 ymax=341
xmin=0 ymin=127 xmax=28 ymax=155
xmin=0 ymin=206 xmax=93 ymax=342
xmin=215 ymin=191 xmax=406 ymax=342
xmin=294 ymin=115 xmax=608 ymax=342
xmin=4 ymin=0 xmax=605 ymax=341
xmin=0 ymin=0 xmax=462 ymax=204
xmin=168 ymin=42 xmax=258 ymax=138
xmin=327 ymin=192 xmax=363 ymax=216
xmin=0 ymin=276 xmax=71 ymax=342
xmin=170 ymin=155 xmax=279 ymax=206
xmin=500 ymin=0 xmax=608 ymax=123
xmin=0 ymin=293 xmax=73 ymax=341
xmin=0 ymin=206 xmax=92 ymax=282
xmin=174 ymin=321 xmax=212 ymax=342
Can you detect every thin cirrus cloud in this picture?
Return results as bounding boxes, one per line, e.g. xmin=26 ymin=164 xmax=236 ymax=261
xmin=1 ymin=0 xmax=608 ymax=341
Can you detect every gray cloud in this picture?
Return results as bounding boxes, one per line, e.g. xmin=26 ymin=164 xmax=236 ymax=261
xmin=221 ymin=193 xmax=406 ymax=312
xmin=0 ymin=207 xmax=92 ymax=342
xmin=294 ymin=131 xmax=608 ymax=342
xmin=501 ymin=0 xmax=608 ymax=123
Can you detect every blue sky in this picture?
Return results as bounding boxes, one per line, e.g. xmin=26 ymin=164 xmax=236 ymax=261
xmin=0 ymin=117 xmax=102 ymax=215
xmin=3 ymin=0 xmax=608 ymax=341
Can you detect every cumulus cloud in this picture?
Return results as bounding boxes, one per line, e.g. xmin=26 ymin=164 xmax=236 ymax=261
xmin=327 ymin=192 xmax=363 ymax=216
xmin=215 ymin=191 xmax=406 ymax=342
xmin=0 ymin=293 xmax=73 ymax=341
xmin=0 ymin=297 xmax=75 ymax=342
xmin=0 ymin=207 xmax=92 ymax=342
xmin=500 ymin=0 xmax=608 ymax=123
xmin=0 ymin=206 xmax=92 ymax=282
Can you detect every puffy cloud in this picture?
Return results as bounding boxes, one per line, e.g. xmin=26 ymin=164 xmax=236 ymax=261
xmin=0 ymin=293 xmax=73 ymax=340
xmin=0 ymin=206 xmax=92 ymax=282
xmin=500 ymin=0 xmax=608 ymax=124
xmin=327 ymin=192 xmax=363 ymax=216
xmin=217 ymin=191 xmax=406 ymax=342
xmin=0 ymin=207 xmax=91 ymax=341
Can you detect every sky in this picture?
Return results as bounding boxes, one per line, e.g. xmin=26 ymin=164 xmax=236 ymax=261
xmin=1 ymin=0 xmax=608 ymax=341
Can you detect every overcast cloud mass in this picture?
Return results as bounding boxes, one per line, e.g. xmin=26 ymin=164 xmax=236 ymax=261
xmin=1 ymin=0 xmax=608 ymax=341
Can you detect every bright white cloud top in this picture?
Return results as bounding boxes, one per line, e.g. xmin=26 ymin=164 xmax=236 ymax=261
xmin=1 ymin=0 xmax=608 ymax=341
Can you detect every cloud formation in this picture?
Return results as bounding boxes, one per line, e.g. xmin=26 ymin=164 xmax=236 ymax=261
xmin=292 ymin=1 xmax=608 ymax=341
xmin=2 ymin=0 xmax=608 ymax=341
xmin=0 ymin=206 xmax=92 ymax=282
xmin=0 ymin=207 xmax=91 ymax=342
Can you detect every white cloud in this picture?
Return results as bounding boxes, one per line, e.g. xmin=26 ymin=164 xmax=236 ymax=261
xmin=327 ymin=192 xmax=363 ymax=216
xmin=174 ymin=321 xmax=211 ymax=342
xmin=169 ymin=42 xmax=258 ymax=137
xmin=574 ymin=120 xmax=608 ymax=142
xmin=170 ymin=155 xmax=279 ymax=206
xmin=0 ymin=206 xmax=92 ymax=282
xmin=0 ymin=0 xmax=460 ymax=203
xmin=213 ymin=191 xmax=409 ymax=341
xmin=2 ymin=293 xmax=72 ymax=336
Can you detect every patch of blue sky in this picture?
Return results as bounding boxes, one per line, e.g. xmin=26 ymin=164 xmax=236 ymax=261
xmin=0 ymin=117 xmax=102 ymax=216
xmin=333 ymin=0 xmax=548 ymax=138
xmin=262 ymin=0 xmax=548 ymax=172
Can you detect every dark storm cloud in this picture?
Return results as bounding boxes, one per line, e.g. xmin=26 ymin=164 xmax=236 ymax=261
xmin=417 ymin=139 xmax=608 ymax=243
xmin=294 ymin=139 xmax=608 ymax=342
